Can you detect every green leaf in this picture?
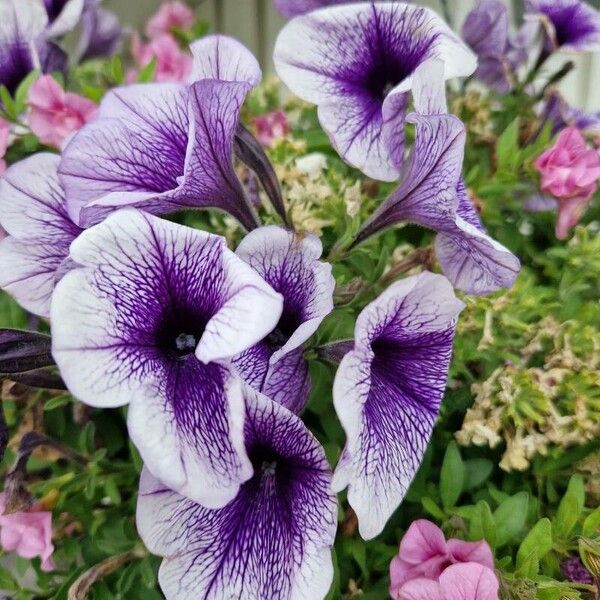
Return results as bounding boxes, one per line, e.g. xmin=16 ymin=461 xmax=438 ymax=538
xmin=463 ymin=458 xmax=494 ymax=490
xmin=421 ymin=497 xmax=446 ymax=520
xmin=44 ymin=394 xmax=72 ymax=411
xmin=440 ymin=441 xmax=465 ymax=509
xmin=554 ymin=475 xmax=585 ymax=538
xmin=137 ymin=58 xmax=157 ymax=83
xmin=516 ymin=518 xmax=552 ymax=577
xmin=583 ymin=505 xmax=600 ymax=537
xmin=470 ymin=500 xmax=497 ymax=548
xmin=493 ymin=492 xmax=528 ymax=547
xmin=496 ymin=118 xmax=520 ymax=172
xmin=0 ymin=85 xmax=16 ymax=120
xmin=14 ymin=70 xmax=40 ymax=113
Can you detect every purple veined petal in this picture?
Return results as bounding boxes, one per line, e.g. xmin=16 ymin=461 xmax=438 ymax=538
xmin=189 ymin=34 xmax=261 ymax=86
xmin=526 ymin=0 xmax=600 ymax=52
xmin=273 ymin=2 xmax=476 ymax=181
xmin=233 ymin=226 xmax=335 ymax=413
xmin=355 ymin=113 xmax=466 ymax=245
xmin=181 ymin=79 xmax=260 ymax=231
xmin=462 ymin=0 xmax=509 ymax=60
xmin=455 ymin=179 xmax=484 ymax=232
xmin=136 ymin=385 xmax=338 ymax=600
xmin=0 ymin=153 xmax=81 ymax=317
xmin=274 ymin=0 xmax=351 ymax=18
xmin=59 ymin=83 xmax=189 ymax=226
xmin=76 ymin=0 xmax=122 ymax=61
xmin=44 ymin=0 xmax=84 ymax=38
xmin=435 ymin=218 xmax=521 ymax=296
xmin=37 ymin=40 xmax=68 ymax=74
xmin=51 ymin=209 xmax=282 ymax=506
xmin=332 ymin=272 xmax=464 ymax=539
xmin=410 ymin=58 xmax=448 ymax=116
xmin=0 ymin=0 xmax=47 ymax=94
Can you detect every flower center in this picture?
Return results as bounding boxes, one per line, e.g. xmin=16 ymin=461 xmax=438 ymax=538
xmin=175 ymin=333 xmax=197 ymax=354
xmin=265 ymin=306 xmax=302 ymax=352
xmin=154 ymin=306 xmax=208 ymax=359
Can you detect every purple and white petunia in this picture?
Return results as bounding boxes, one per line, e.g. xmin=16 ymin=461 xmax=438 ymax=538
xmin=76 ymin=0 xmax=122 ymax=61
xmin=273 ymin=2 xmax=476 ymax=181
xmin=0 ymin=153 xmax=81 ymax=318
xmin=354 ymin=78 xmax=520 ymax=296
xmin=43 ymin=0 xmax=84 ymax=38
xmin=0 ymin=0 xmax=48 ymax=94
xmin=462 ymin=0 xmax=538 ymax=92
xmin=51 ymin=209 xmax=283 ymax=508
xmin=59 ymin=35 xmax=262 ymax=231
xmin=526 ymin=0 xmax=600 ymax=52
xmin=136 ymin=385 xmax=337 ymax=600
xmin=233 ymin=226 xmax=335 ymax=413
xmin=540 ymin=89 xmax=600 ymax=135
xmin=332 ymin=271 xmax=464 ymax=539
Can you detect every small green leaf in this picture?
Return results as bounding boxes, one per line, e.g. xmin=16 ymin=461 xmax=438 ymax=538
xmin=583 ymin=505 xmax=600 ymax=537
xmin=44 ymin=394 xmax=72 ymax=411
xmin=493 ymin=492 xmax=528 ymax=547
xmin=463 ymin=458 xmax=494 ymax=490
xmin=516 ymin=518 xmax=552 ymax=576
xmin=554 ymin=475 xmax=585 ymax=538
xmin=470 ymin=500 xmax=497 ymax=548
xmin=421 ymin=497 xmax=446 ymax=520
xmin=440 ymin=441 xmax=465 ymax=509
xmin=137 ymin=58 xmax=157 ymax=83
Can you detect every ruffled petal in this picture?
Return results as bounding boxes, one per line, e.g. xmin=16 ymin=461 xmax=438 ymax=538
xmin=136 ymin=386 xmax=337 ymax=600
xmin=332 ymin=272 xmax=464 ymax=539
xmin=438 ymin=563 xmax=500 ymax=600
xmin=189 ymin=34 xmax=261 ymax=86
xmin=0 ymin=154 xmax=80 ymax=317
xmin=51 ymin=209 xmax=282 ymax=506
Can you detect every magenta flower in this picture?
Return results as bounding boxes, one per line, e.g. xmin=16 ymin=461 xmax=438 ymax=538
xmin=397 ymin=563 xmax=500 ymax=600
xmin=0 ymin=117 xmax=9 ymax=174
xmin=145 ymin=1 xmax=195 ymax=38
xmin=535 ymin=127 xmax=600 ymax=238
xmin=27 ymin=75 xmax=98 ymax=149
xmin=253 ymin=110 xmax=290 ymax=147
xmin=131 ymin=33 xmax=192 ymax=83
xmin=0 ymin=493 xmax=55 ymax=572
xmin=389 ymin=519 xmax=495 ymax=598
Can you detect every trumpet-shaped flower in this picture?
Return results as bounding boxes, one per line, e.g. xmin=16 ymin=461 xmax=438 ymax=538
xmin=233 ymin=226 xmax=335 ymax=413
xmin=51 ymin=209 xmax=283 ymax=507
xmin=273 ymin=2 xmax=476 ymax=181
xmin=59 ymin=35 xmax=261 ymax=230
xmin=332 ymin=272 xmax=464 ymax=539
xmin=355 ymin=98 xmax=520 ymax=295
xmin=77 ymin=0 xmax=122 ymax=61
xmin=136 ymin=386 xmax=337 ymax=600
xmin=0 ymin=153 xmax=82 ymax=317
xmin=527 ymin=0 xmax=600 ymax=52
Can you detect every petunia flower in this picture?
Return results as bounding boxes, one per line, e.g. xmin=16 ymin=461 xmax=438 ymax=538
xmin=332 ymin=272 xmax=465 ymax=539
xmin=397 ymin=562 xmax=499 ymax=600
xmin=59 ymin=35 xmax=263 ymax=231
xmin=354 ymin=66 xmax=520 ymax=296
xmin=526 ymin=0 xmax=600 ymax=53
xmin=51 ymin=209 xmax=283 ymax=507
xmin=233 ymin=226 xmax=335 ymax=413
xmin=0 ymin=153 xmax=82 ymax=318
xmin=27 ymin=74 xmax=98 ymax=149
xmin=461 ymin=0 xmax=538 ymax=92
xmin=130 ymin=33 xmax=192 ymax=83
xmin=43 ymin=0 xmax=84 ymax=38
xmin=0 ymin=117 xmax=10 ymax=174
xmin=0 ymin=0 xmax=48 ymax=95
xmin=76 ymin=0 xmax=122 ymax=61
xmin=136 ymin=385 xmax=337 ymax=600
xmin=0 ymin=492 xmax=55 ymax=572
xmin=273 ymin=2 xmax=476 ymax=181
xmin=540 ymin=89 xmax=600 ymax=136
xmin=389 ymin=519 xmax=495 ymax=597
xmin=145 ymin=1 xmax=195 ymax=38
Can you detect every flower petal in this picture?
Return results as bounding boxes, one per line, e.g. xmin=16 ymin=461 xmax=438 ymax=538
xmin=274 ymin=2 xmax=476 ymax=180
xmin=399 ymin=520 xmax=447 ymax=564
xmin=398 ymin=579 xmax=444 ymax=600
xmin=438 ymin=563 xmax=500 ymax=600
xmin=59 ymin=83 xmax=189 ymax=226
xmin=136 ymin=385 xmax=337 ymax=600
xmin=189 ymin=34 xmax=261 ymax=86
xmin=332 ymin=272 xmax=464 ymax=539
xmin=0 ymin=154 xmax=80 ymax=317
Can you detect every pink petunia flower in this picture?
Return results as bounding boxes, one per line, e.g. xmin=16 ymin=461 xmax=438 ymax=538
xmin=253 ymin=110 xmax=290 ymax=147
xmin=27 ymin=75 xmax=98 ymax=149
xmin=0 ymin=493 xmax=55 ymax=572
xmin=131 ymin=33 xmax=192 ymax=83
xmin=0 ymin=117 xmax=11 ymax=174
xmin=398 ymin=562 xmax=500 ymax=600
xmin=535 ymin=127 xmax=600 ymax=238
xmin=389 ymin=520 xmax=495 ymax=599
xmin=145 ymin=1 xmax=195 ymax=38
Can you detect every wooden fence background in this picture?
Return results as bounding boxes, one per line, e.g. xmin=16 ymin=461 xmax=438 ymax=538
xmin=105 ymin=0 xmax=600 ymax=110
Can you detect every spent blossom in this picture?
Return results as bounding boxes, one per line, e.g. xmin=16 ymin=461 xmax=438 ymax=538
xmin=27 ymin=75 xmax=98 ymax=149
